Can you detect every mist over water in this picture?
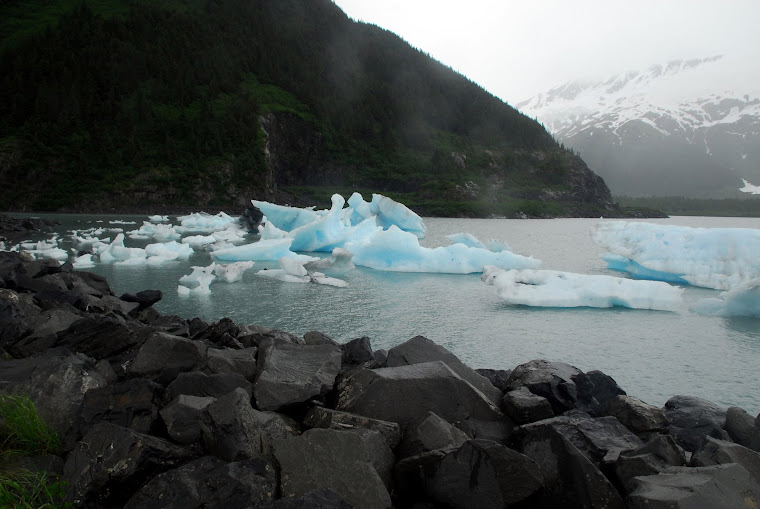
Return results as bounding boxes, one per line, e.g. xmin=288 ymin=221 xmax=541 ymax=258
xmin=15 ymin=214 xmax=760 ymax=414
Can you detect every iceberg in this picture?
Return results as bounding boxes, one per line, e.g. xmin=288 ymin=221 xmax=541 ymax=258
xmin=250 ymin=200 xmax=321 ymax=231
xmin=177 ymin=211 xmax=236 ymax=231
xmin=211 ymin=237 xmax=317 ymax=263
xmin=213 ymin=261 xmax=255 ymax=283
xmin=690 ymin=278 xmax=760 ymax=317
xmin=145 ymin=241 xmax=194 ymax=261
xmin=148 ymin=215 xmax=169 ymax=222
xmin=345 ymin=225 xmax=540 ymax=273
xmin=181 ymin=234 xmax=217 ymax=248
xmin=368 ymin=193 xmax=426 ymax=238
xmin=447 ymin=233 xmax=510 ymax=252
xmin=593 ymin=221 xmax=760 ymax=290
xmin=178 ymin=264 xmax=216 ymax=295
xmin=255 ymin=257 xmax=348 ymax=287
xmin=482 ymin=266 xmax=684 ymax=311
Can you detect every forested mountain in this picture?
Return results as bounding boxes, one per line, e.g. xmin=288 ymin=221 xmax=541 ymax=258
xmin=0 ymin=0 xmax=620 ymax=217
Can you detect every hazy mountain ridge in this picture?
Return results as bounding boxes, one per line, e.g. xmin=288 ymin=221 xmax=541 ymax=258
xmin=519 ymin=56 xmax=760 ymax=197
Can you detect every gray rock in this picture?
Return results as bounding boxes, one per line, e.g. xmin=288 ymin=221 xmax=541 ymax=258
xmin=628 ymin=463 xmax=760 ymax=509
xmin=302 ymin=406 xmax=401 ymax=449
xmin=475 ymin=368 xmax=512 ymax=393
xmin=501 ymin=386 xmax=555 ymax=424
xmin=201 ymin=388 xmax=299 ymax=461
xmin=74 ymin=378 xmax=163 ymax=440
xmin=606 ymin=395 xmax=667 ymax=434
xmin=336 ymin=361 xmax=510 ymax=441
xmin=130 ymin=332 xmax=208 ymax=385
xmin=724 ymin=406 xmax=757 ymax=449
xmin=206 ymin=347 xmax=258 ymax=379
xmin=254 ymin=489 xmax=353 ymax=508
xmin=242 ymin=329 xmax=304 ymax=348
xmin=754 ymin=413 xmax=760 ymax=451
xmin=428 ymin=439 xmax=544 ymax=508
xmin=63 ymin=422 xmax=195 ymax=508
xmin=124 ymin=455 xmax=276 ymax=509
xmin=274 ymin=428 xmax=392 ymax=509
xmin=347 ymin=427 xmax=395 ymax=491
xmin=0 ymin=348 xmax=107 ymax=435
xmin=663 ymin=395 xmax=728 ymax=452
xmin=165 ymin=371 xmax=253 ymax=401
xmin=517 ymin=411 xmax=643 ymax=469
xmin=55 ymin=315 xmax=147 ymax=360
xmin=396 ymin=411 xmax=468 ymax=460
xmin=190 ymin=317 xmax=240 ymax=344
xmin=253 ymin=339 xmax=341 ymax=411
xmin=386 ymin=335 xmax=501 ymax=404
xmin=394 ymin=448 xmax=451 ymax=504
xmin=341 ymin=336 xmax=374 ymax=366
xmin=577 ymin=370 xmax=627 ymax=416
xmin=0 ymin=289 xmax=37 ymax=350
xmin=506 ymin=359 xmax=583 ymax=414
xmin=303 ymin=330 xmax=338 ymax=346
xmin=161 ymin=394 xmax=216 ymax=444
xmin=691 ymin=436 xmax=760 ymax=485
xmin=520 ymin=425 xmax=626 ymax=508
xmin=614 ymin=434 xmax=687 ymax=493
xmin=148 ymin=314 xmax=190 ymax=337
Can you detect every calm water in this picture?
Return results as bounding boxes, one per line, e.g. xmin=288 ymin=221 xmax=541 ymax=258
xmin=11 ymin=214 xmax=760 ymax=415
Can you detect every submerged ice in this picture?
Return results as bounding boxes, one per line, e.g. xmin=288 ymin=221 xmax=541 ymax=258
xmin=593 ymin=221 xmax=760 ymax=290
xmin=482 ymin=266 xmax=683 ymax=311
xmin=691 ymin=278 xmax=760 ymax=318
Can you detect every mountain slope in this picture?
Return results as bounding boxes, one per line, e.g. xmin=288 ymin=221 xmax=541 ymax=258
xmin=519 ymin=56 xmax=760 ymax=197
xmin=0 ymin=0 xmax=619 ymax=217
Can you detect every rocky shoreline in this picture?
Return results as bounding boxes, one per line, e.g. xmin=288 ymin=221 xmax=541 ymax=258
xmin=1 ymin=251 xmax=759 ymax=508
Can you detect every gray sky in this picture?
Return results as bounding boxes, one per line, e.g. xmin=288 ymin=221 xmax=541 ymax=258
xmin=331 ymin=0 xmax=760 ymax=104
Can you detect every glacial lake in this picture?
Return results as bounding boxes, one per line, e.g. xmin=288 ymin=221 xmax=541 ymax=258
xmin=9 ymin=214 xmax=760 ymax=415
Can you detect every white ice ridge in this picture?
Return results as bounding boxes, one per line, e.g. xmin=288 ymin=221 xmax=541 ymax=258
xmin=482 ymin=266 xmax=683 ymax=311
xmin=255 ymin=256 xmax=348 ymax=287
xmin=690 ymin=278 xmax=760 ymax=318
xmin=345 ymin=226 xmax=539 ymax=274
xmin=593 ymin=221 xmax=760 ymax=290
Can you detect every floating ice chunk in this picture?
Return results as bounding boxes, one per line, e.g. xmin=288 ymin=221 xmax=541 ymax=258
xmin=250 ymin=200 xmax=321 ymax=231
xmin=369 ymin=194 xmax=426 ymax=238
xmin=213 ymin=261 xmax=254 ymax=283
xmin=344 ymin=192 xmax=374 ymax=225
xmin=181 ymin=235 xmax=217 ymax=248
xmin=279 ymin=257 xmax=308 ymax=277
xmin=690 ymin=278 xmax=760 ymax=317
xmin=95 ymin=234 xmax=146 ymax=263
xmin=482 ymin=266 xmax=683 ymax=311
xmin=177 ymin=212 xmax=236 ymax=231
xmin=211 ymin=238 xmax=317 ymax=263
xmin=288 ymin=195 xmax=381 ymax=252
xmin=145 ymin=241 xmax=194 ymax=261
xmin=149 ymin=215 xmax=169 ymax=222
xmin=259 ymin=221 xmax=288 ymax=240
xmin=178 ymin=264 xmax=216 ymax=295
xmin=345 ymin=226 xmax=539 ymax=273
xmin=255 ymin=267 xmax=347 ymax=287
xmin=310 ymin=272 xmax=348 ymax=288
xmin=110 ymin=220 xmax=137 ymax=225
xmin=73 ymin=253 xmax=95 ymax=268
xmin=150 ymin=224 xmax=182 ymax=241
xmin=593 ymin=221 xmax=760 ymax=290
xmin=304 ymin=248 xmax=355 ymax=276
xmin=447 ymin=233 xmax=510 ymax=252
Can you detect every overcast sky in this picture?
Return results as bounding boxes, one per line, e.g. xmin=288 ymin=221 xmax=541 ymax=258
xmin=331 ymin=0 xmax=760 ymax=104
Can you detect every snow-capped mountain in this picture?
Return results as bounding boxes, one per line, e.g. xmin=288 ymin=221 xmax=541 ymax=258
xmin=518 ymin=55 xmax=760 ymax=197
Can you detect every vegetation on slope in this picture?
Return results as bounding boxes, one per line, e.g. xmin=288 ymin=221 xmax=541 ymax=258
xmin=0 ymin=0 xmax=616 ymax=217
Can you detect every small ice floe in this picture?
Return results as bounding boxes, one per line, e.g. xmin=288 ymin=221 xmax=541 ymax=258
xmin=482 ymin=266 xmax=683 ymax=311
xmin=110 ymin=220 xmax=137 ymax=225
xmin=447 ymin=232 xmax=510 ymax=252
xmin=255 ymin=257 xmax=348 ymax=287
xmin=593 ymin=221 xmax=760 ymax=290
xmin=177 ymin=261 xmax=255 ymax=295
xmin=148 ymin=215 xmax=170 ymax=222
xmin=691 ymin=278 xmax=760 ymax=318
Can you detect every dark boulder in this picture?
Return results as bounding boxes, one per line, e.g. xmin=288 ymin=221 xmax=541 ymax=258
xmin=386 ymin=335 xmax=501 ymax=404
xmin=241 ymin=328 xmax=304 ymax=348
xmin=506 ymin=359 xmax=584 ymax=414
xmin=124 ymin=455 xmax=276 ymax=509
xmin=120 ymin=289 xmax=163 ymax=311
xmin=0 ymin=347 xmax=107 ymax=435
xmin=396 ymin=411 xmax=468 ymax=460
xmin=0 ymin=289 xmax=39 ymax=350
xmin=303 ymin=330 xmax=338 ymax=346
xmin=691 ymin=436 xmax=760 ymax=485
xmin=302 ymin=406 xmax=401 ymax=449
xmin=614 ymin=434 xmax=687 ymax=493
xmin=627 ymin=463 xmax=760 ymax=509
xmin=501 ymin=386 xmax=554 ymax=424
xmin=54 ymin=315 xmax=148 ymax=360
xmin=663 ymin=395 xmax=728 ymax=452
xmin=201 ymin=388 xmax=299 ymax=462
xmin=146 ymin=314 xmax=190 ymax=337
xmin=724 ymin=406 xmax=757 ymax=449
xmin=241 ymin=203 xmax=264 ymax=232
xmin=394 ymin=448 xmax=451 ymax=504
xmin=73 ymin=378 xmax=164 ymax=441
xmin=165 ymin=371 xmax=253 ymax=401
xmin=336 ymin=361 xmax=510 ymax=441
xmin=205 ymin=347 xmax=258 ymax=379
xmin=606 ymin=395 xmax=667 ymax=436
xmin=426 ymin=439 xmax=544 ymax=508
xmin=191 ymin=317 xmax=241 ymax=346
xmin=160 ymin=394 xmax=216 ymax=444
xmin=254 ymin=488 xmax=353 ymax=508
xmin=475 ymin=368 xmax=512 ymax=393
xmin=577 ymin=370 xmax=626 ymax=416
xmin=341 ymin=336 xmax=374 ymax=366
xmin=520 ymin=425 xmax=626 ymax=508
xmin=129 ymin=332 xmax=208 ymax=385
xmin=8 ymin=307 xmax=81 ymax=357
xmin=273 ymin=428 xmax=392 ymax=509
xmin=63 ymin=422 xmax=195 ymax=508
xmin=516 ymin=411 xmax=643 ymax=471
xmin=253 ymin=339 xmax=341 ymax=411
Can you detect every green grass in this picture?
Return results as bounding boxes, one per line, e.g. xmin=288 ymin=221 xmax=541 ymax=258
xmin=0 ymin=395 xmax=69 ymax=509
